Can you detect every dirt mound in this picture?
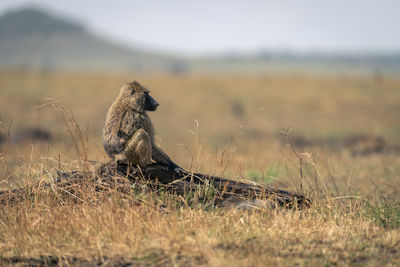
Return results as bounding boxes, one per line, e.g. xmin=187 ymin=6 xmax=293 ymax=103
xmin=0 ymin=127 xmax=52 ymax=144
xmin=285 ymin=133 xmax=400 ymax=156
xmin=1 ymin=162 xmax=311 ymax=208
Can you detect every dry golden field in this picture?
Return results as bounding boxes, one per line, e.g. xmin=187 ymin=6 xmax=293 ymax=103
xmin=1 ymin=70 xmax=400 ymax=266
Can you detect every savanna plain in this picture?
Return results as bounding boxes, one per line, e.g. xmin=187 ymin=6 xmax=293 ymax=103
xmin=1 ymin=70 xmax=400 ymax=266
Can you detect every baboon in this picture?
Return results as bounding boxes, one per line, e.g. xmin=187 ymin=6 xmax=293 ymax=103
xmin=103 ymin=81 xmax=182 ymax=172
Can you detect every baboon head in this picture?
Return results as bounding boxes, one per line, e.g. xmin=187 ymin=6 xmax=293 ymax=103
xmin=120 ymin=81 xmax=159 ymax=112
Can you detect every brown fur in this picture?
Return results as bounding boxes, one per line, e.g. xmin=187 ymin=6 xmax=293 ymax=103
xmin=103 ymin=81 xmax=176 ymax=167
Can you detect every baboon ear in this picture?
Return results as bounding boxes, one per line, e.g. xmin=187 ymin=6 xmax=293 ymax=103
xmin=130 ymin=84 xmax=140 ymax=95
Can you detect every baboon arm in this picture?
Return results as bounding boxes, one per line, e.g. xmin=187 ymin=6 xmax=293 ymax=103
xmin=118 ymin=111 xmax=137 ymax=138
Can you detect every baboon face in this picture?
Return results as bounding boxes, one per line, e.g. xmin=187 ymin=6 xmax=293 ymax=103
xmin=120 ymin=82 xmax=158 ymax=112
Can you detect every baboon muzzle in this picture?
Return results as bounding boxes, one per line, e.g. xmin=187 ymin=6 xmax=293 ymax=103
xmin=144 ymin=94 xmax=159 ymax=111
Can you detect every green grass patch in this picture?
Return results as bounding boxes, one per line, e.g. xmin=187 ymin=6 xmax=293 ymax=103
xmin=364 ymin=200 xmax=400 ymax=229
xmin=246 ymin=164 xmax=281 ymax=184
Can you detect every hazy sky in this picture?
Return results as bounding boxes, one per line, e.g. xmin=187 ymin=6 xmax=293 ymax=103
xmin=1 ymin=0 xmax=399 ymax=55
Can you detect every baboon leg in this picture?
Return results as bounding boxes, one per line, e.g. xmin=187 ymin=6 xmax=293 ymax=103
xmin=123 ymin=129 xmax=152 ymax=166
xmin=152 ymin=145 xmax=174 ymax=166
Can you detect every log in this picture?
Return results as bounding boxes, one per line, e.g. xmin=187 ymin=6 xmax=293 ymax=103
xmin=92 ymin=161 xmax=311 ymax=208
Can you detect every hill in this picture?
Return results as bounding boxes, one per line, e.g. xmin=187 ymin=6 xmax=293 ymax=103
xmin=0 ymin=7 xmax=182 ymax=72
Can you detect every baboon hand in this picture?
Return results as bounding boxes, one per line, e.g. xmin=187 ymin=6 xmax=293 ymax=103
xmin=175 ymin=167 xmax=186 ymax=176
xmin=171 ymin=163 xmax=186 ymax=176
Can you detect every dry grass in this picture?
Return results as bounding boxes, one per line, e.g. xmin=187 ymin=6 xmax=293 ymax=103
xmin=1 ymin=70 xmax=400 ymax=265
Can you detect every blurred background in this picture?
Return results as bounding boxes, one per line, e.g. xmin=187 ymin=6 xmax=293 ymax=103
xmin=1 ymin=0 xmax=400 ymax=182
xmin=1 ymin=0 xmax=400 ymax=72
